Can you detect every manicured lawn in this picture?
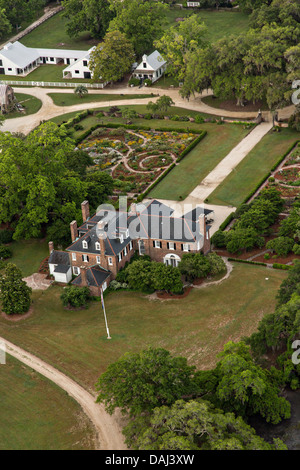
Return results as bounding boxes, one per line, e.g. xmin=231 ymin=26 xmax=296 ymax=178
xmin=4 ymin=93 xmax=42 ymax=119
xmin=165 ymin=7 xmax=250 ymax=42
xmin=0 ymin=263 xmax=287 ymax=391
xmin=207 ymin=128 xmax=300 ymax=207
xmin=0 ymin=355 xmax=96 ymax=450
xmin=1 ymin=239 xmax=49 ymax=278
xmin=20 ymin=11 xmax=96 ymax=50
xmin=149 ymin=123 xmax=250 ymax=200
xmin=48 ymin=92 xmax=157 ymax=107
xmin=0 ymin=65 xmax=92 ymax=84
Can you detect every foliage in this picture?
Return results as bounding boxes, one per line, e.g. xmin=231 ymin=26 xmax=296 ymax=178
xmin=0 ymin=245 xmax=12 ymax=260
xmin=124 ymin=399 xmax=286 ymax=450
xmin=0 ymin=0 xmax=44 ymax=32
xmin=154 ymin=14 xmax=207 ymax=82
xmin=60 ymin=286 xmax=91 ymax=308
xmin=0 ymin=263 xmax=32 ymax=315
xmin=125 ymin=259 xmax=183 ymax=294
xmin=266 ymin=236 xmax=294 ymax=257
xmin=108 ymin=0 xmax=169 ymax=56
xmin=74 ymin=85 xmax=88 ymax=98
xmin=0 ymin=230 xmax=13 ymax=244
xmin=62 ymin=0 xmax=114 ymax=39
xmin=95 ymin=347 xmax=196 ymax=416
xmin=178 ymin=252 xmax=211 ymax=281
xmin=89 ymin=30 xmax=135 ymax=83
xmin=276 ymin=259 xmax=300 ymax=306
xmin=225 ymin=227 xmax=265 ymax=254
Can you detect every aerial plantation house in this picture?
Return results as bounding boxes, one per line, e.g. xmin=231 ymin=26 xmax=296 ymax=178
xmin=132 ymin=50 xmax=167 ymax=84
xmin=48 ymin=199 xmax=212 ymax=295
xmin=0 ymin=41 xmax=94 ymax=79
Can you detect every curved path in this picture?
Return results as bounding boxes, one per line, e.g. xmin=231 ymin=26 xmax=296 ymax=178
xmin=2 ymin=85 xmax=294 ymax=135
xmin=0 ymin=336 xmax=127 ymax=450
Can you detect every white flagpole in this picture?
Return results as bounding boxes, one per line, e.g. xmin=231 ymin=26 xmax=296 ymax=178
xmin=101 ymin=288 xmax=111 ymax=339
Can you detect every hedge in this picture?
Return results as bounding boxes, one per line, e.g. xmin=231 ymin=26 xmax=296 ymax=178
xmin=272 ymin=263 xmax=292 ymax=270
xmin=227 ymin=258 xmax=267 ymax=267
xmin=176 ymin=130 xmax=207 ymax=162
xmin=74 ymin=122 xmax=205 ymax=145
xmin=218 ymin=212 xmax=236 ymax=232
xmin=137 ymin=163 xmax=177 ymax=201
xmin=242 ymin=139 xmax=300 ymax=204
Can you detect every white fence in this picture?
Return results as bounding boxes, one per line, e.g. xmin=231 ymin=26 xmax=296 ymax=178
xmin=0 ymin=80 xmax=106 ymax=89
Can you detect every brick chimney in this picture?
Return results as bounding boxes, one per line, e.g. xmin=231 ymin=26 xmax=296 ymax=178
xmin=80 ymin=265 xmax=88 ymax=287
xmin=97 ymin=220 xmax=107 ymax=254
xmin=129 ymin=202 xmax=139 ymax=217
xmin=198 ymin=213 xmax=210 ymax=254
xmin=48 ymin=241 xmax=54 ymax=254
xmin=70 ymin=220 xmax=78 ymax=243
xmin=81 ymin=200 xmax=90 ymax=223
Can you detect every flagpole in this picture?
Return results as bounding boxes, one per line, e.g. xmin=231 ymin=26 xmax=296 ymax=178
xmin=101 ymin=287 xmax=111 ymax=339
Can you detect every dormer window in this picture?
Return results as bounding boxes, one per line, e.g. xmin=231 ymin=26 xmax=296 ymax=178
xmin=95 ymin=242 xmax=100 ymax=251
xmin=120 ymin=234 xmax=124 ymax=244
xmin=82 ymin=240 xmax=88 ymax=249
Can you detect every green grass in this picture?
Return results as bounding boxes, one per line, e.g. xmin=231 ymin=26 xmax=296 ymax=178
xmin=4 ymin=93 xmax=42 ymax=119
xmin=0 ymin=64 xmax=92 ymax=84
xmin=48 ymin=92 xmax=157 ymax=107
xmin=0 ymin=263 xmax=287 ymax=390
xmin=20 ymin=11 xmax=96 ymax=50
xmin=0 ymin=355 xmax=96 ymax=450
xmin=207 ymin=128 xmax=300 ymax=208
xmin=149 ymin=123 xmax=250 ymax=200
xmin=165 ymin=7 xmax=250 ymax=42
xmin=1 ymin=239 xmax=49 ymax=278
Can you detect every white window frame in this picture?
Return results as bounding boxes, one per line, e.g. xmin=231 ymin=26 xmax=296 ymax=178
xmin=108 ymin=257 xmax=113 ymax=266
xmin=118 ymin=253 xmax=122 ymax=262
xmin=129 ymin=241 xmax=133 ymax=251
xmin=155 ymin=240 xmax=161 ymax=249
xmin=73 ymin=266 xmax=80 ymax=276
xmin=96 ymin=255 xmax=101 ymax=264
xmin=95 ymin=242 xmax=101 ymax=251
xmin=82 ymin=254 xmax=89 ymax=262
xmin=124 ymin=247 xmax=127 ymax=256
xmin=72 ymin=252 xmax=77 ymax=261
xmin=82 ymin=240 xmax=88 ymax=249
xmin=183 ymin=243 xmax=190 ymax=252
xmin=168 ymin=242 xmax=175 ymax=250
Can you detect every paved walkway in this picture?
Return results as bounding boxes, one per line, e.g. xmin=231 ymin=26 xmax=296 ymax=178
xmin=0 ymin=336 xmax=127 ymax=450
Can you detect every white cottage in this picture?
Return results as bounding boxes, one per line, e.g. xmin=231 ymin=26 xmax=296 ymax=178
xmin=62 ymin=48 xmax=95 ymax=79
xmin=48 ymin=247 xmax=72 ymax=284
xmin=132 ymin=50 xmax=167 ymax=84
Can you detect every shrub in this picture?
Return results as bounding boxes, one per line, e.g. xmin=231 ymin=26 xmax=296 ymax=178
xmin=293 ymin=244 xmax=300 ymax=255
xmin=0 ymin=245 xmax=12 ymax=259
xmin=129 ymin=77 xmax=140 ymax=86
xmin=0 ymin=263 xmax=32 ymax=315
xmin=266 ymin=237 xmax=294 ymax=257
xmin=60 ymin=286 xmax=90 ymax=309
xmin=0 ymin=230 xmax=13 ymax=244
xmin=144 ymin=79 xmax=152 ymax=87
xmin=211 ymin=230 xmax=226 ymax=248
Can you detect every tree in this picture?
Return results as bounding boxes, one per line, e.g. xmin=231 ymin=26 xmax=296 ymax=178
xmin=89 ymin=30 xmax=135 ymax=83
xmin=266 ymin=236 xmax=294 ymax=257
xmin=124 ymin=399 xmax=286 ymax=450
xmin=74 ymin=85 xmax=88 ymax=98
xmin=178 ymin=253 xmax=211 ymax=281
xmin=0 ymin=8 xmax=12 ymax=39
xmin=0 ymin=263 xmax=32 ymax=315
xmin=108 ymin=0 xmax=169 ymax=56
xmin=277 ymin=259 xmax=300 ymax=306
xmin=0 ymin=0 xmax=45 ymax=32
xmin=154 ymin=14 xmax=207 ymax=82
xmin=62 ymin=0 xmax=114 ymax=39
xmin=225 ymin=227 xmax=265 ymax=254
xmin=96 ymin=347 xmax=196 ymax=416
xmin=60 ymin=286 xmax=90 ymax=308
xmin=214 ymin=341 xmax=291 ymax=424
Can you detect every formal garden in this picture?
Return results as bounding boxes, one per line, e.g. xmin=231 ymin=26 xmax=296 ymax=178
xmin=77 ymin=125 xmax=203 ymax=196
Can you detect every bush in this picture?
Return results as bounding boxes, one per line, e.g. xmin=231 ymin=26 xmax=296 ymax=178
xmin=60 ymin=286 xmax=90 ymax=309
xmin=211 ymin=230 xmax=227 ymax=248
xmin=0 ymin=245 xmax=12 ymax=259
xmin=144 ymin=79 xmax=152 ymax=87
xmin=266 ymin=237 xmax=294 ymax=257
xmin=0 ymin=230 xmax=13 ymax=244
xmin=129 ymin=77 xmax=140 ymax=86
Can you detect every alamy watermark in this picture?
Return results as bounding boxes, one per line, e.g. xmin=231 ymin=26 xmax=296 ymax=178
xmin=292 ymin=80 xmax=300 ymax=105
xmin=292 ymin=340 xmax=300 ymax=365
xmin=0 ymin=340 xmax=6 ymax=365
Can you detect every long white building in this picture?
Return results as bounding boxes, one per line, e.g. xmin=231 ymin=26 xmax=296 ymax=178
xmin=0 ymin=41 xmax=94 ymax=79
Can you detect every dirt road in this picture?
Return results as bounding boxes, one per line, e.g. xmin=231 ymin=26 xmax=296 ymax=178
xmin=0 ymin=336 xmax=127 ymax=450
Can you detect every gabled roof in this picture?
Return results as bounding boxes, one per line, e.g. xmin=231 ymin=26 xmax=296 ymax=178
xmin=72 ymin=266 xmax=110 ymax=288
xmin=49 ymin=250 xmax=70 ymax=266
xmin=0 ymin=41 xmax=40 ymax=68
xmin=136 ymin=50 xmax=166 ymax=71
